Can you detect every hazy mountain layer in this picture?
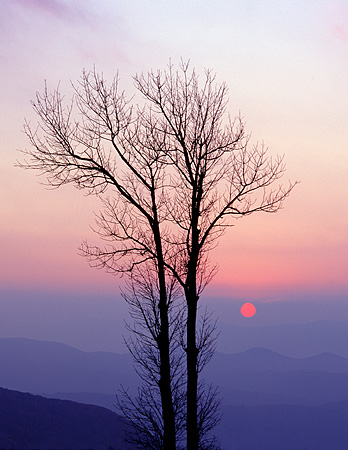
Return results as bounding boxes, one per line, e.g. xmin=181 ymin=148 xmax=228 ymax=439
xmin=218 ymin=320 xmax=348 ymax=357
xmin=0 ymin=337 xmax=137 ymax=394
xmin=2 ymin=337 xmax=348 ymax=406
xmin=216 ymin=402 xmax=348 ymax=450
xmin=2 ymin=337 xmax=348 ymax=449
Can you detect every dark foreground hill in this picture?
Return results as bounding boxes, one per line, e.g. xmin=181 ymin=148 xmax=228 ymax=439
xmin=0 ymin=387 xmax=127 ymax=450
xmin=3 ymin=387 xmax=348 ymax=450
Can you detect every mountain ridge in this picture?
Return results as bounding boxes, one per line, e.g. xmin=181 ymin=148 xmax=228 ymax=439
xmin=0 ymin=387 xmax=127 ymax=450
xmin=2 ymin=337 xmax=348 ymax=407
xmin=2 ymin=386 xmax=348 ymax=450
xmin=218 ymin=319 xmax=348 ymax=357
xmin=3 ymin=337 xmax=348 ymax=449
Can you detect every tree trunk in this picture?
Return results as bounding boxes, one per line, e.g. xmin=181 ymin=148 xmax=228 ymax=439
xmin=153 ymin=221 xmax=176 ymax=450
xmin=158 ymin=296 xmax=176 ymax=450
xmin=186 ymin=288 xmax=199 ymax=450
xmin=185 ymin=189 xmax=201 ymax=450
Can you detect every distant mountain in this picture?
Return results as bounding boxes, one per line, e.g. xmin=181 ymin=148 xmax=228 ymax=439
xmin=216 ymin=402 xmax=348 ymax=450
xmin=209 ymin=347 xmax=348 ymax=373
xmin=3 ymin=337 xmax=348 ymax=407
xmin=0 ymin=387 xmax=127 ymax=450
xmin=204 ymin=348 xmax=348 ymax=405
xmin=0 ymin=337 xmax=137 ymax=394
xmin=46 ymin=391 xmax=118 ymax=411
xmin=218 ymin=320 xmax=348 ymax=358
xmin=3 ymin=338 xmax=348 ymax=449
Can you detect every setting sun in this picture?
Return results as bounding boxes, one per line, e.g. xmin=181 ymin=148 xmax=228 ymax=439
xmin=241 ymin=302 xmax=256 ymax=318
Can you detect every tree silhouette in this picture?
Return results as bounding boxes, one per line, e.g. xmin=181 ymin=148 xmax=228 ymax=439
xmin=116 ymin=265 xmax=186 ymax=449
xmin=18 ymin=61 xmax=296 ymax=450
xmin=116 ymin=265 xmax=220 ymax=449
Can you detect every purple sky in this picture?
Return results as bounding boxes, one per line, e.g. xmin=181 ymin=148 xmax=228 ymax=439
xmin=1 ymin=0 xmax=348 ymax=351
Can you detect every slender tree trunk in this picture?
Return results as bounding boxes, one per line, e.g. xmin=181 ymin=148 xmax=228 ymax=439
xmin=186 ymin=203 xmax=200 ymax=450
xmin=153 ymin=221 xmax=176 ymax=450
xmin=186 ymin=286 xmax=199 ymax=450
xmin=158 ymin=300 xmax=176 ymax=450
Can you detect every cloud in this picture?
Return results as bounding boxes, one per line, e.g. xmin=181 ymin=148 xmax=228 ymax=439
xmin=12 ymin=0 xmax=88 ymax=23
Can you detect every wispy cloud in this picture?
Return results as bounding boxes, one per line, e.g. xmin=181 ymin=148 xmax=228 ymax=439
xmin=12 ymin=0 xmax=88 ymax=23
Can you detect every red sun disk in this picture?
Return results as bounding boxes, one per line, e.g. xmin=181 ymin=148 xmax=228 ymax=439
xmin=241 ymin=302 xmax=256 ymax=318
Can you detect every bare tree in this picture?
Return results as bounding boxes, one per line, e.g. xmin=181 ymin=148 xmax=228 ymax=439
xmin=18 ymin=70 xmax=177 ymax=450
xmin=116 ymin=265 xmax=186 ymax=450
xmin=133 ymin=62 xmax=296 ymax=450
xmin=18 ymin=62 xmax=296 ymax=450
xmin=116 ymin=264 xmax=221 ymax=449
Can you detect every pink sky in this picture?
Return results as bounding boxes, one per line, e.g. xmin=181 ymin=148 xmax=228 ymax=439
xmin=1 ymin=0 xmax=348 ymax=305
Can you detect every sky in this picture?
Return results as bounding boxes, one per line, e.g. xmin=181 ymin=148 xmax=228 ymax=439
xmin=1 ymin=0 xmax=348 ymax=352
